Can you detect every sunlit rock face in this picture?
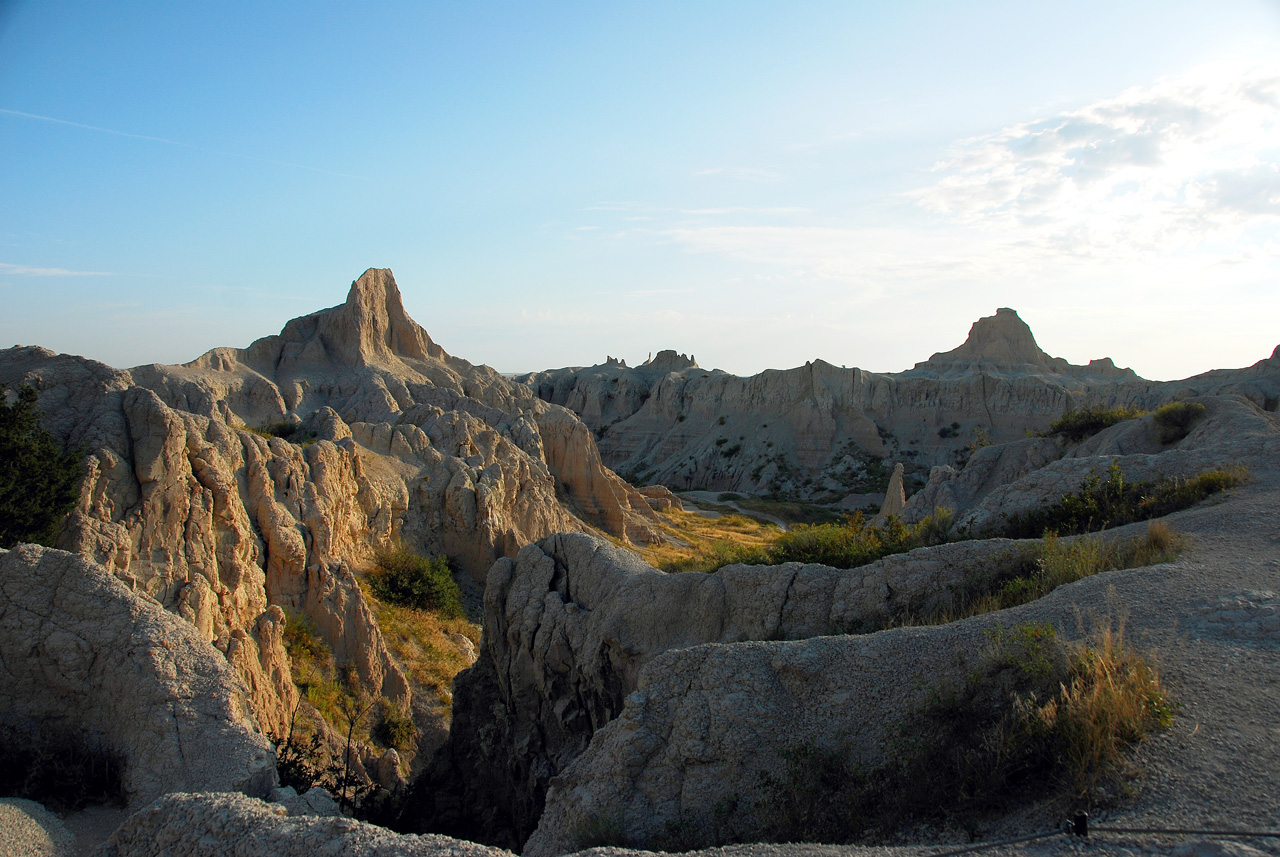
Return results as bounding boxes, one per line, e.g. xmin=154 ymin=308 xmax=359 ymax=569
xmin=520 ymin=308 xmax=1280 ymax=503
xmin=0 ymin=267 xmax=660 ymax=734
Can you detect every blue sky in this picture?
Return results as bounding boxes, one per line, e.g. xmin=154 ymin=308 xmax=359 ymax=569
xmin=2 ymin=1 xmax=1279 ymax=380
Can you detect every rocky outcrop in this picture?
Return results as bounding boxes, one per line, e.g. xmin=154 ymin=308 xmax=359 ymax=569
xmin=524 ymin=619 xmax=1000 ymax=856
xmin=409 ymin=531 xmax=1034 ymax=849
xmin=902 ymin=396 xmax=1280 ymax=531
xmin=98 ymin=792 xmax=512 ymax=857
xmin=520 ymin=310 xmax=1280 ymax=503
xmin=0 ymin=545 xmax=276 ymax=808
xmin=416 ymin=394 xmax=1280 ymax=854
xmin=0 ymin=268 xmax=660 ymax=735
xmin=637 ymin=485 xmax=682 ymax=511
xmin=0 ymin=799 xmax=74 ymax=857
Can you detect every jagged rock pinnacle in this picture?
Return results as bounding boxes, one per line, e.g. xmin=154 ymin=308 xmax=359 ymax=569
xmin=269 ymin=267 xmax=446 ymax=370
xmin=925 ymin=307 xmax=1054 ymax=368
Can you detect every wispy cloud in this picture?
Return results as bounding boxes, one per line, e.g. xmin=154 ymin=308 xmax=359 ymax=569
xmin=0 ymin=262 xmax=110 ymax=276
xmin=0 ymin=107 xmax=366 ymax=180
xmin=910 ymin=61 xmax=1280 ymax=256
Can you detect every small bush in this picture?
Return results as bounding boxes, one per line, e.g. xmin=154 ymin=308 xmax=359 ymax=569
xmin=368 ymin=546 xmax=463 ymax=618
xmin=659 ymin=538 xmax=769 ymax=573
xmin=755 ymin=741 xmax=876 ymax=843
xmin=999 ymin=461 xmax=1245 ymax=539
xmin=0 ymin=384 xmax=83 ymax=548
xmin=1044 ymin=405 xmax=1147 ymax=443
xmin=1152 ymin=401 xmax=1207 ymax=445
xmin=377 ymin=699 xmax=416 ymax=751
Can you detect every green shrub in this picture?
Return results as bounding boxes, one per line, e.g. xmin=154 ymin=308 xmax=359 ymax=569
xmin=1044 ymin=405 xmax=1147 ymax=443
xmin=0 ymin=384 xmax=83 ymax=548
xmin=377 ymin=699 xmax=416 ymax=751
xmin=770 ymin=513 xmax=917 ymax=568
xmin=998 ymin=461 xmax=1245 ymax=538
xmin=659 ymin=539 xmax=769 ymax=573
xmin=1152 ymin=401 xmax=1207 ymax=444
xmin=368 ymin=546 xmax=463 ymax=618
xmin=755 ymin=741 xmax=876 ymax=844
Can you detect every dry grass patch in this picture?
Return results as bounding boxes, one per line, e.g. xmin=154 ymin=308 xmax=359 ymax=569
xmin=753 ymin=613 xmax=1172 ymax=845
xmin=952 ymin=522 xmax=1186 ymax=622
xmin=372 ymin=598 xmax=480 ymax=712
xmin=635 ymin=508 xmax=781 ymax=572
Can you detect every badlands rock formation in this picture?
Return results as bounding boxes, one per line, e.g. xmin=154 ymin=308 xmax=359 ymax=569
xmin=902 ymin=395 xmax=1274 ymax=531
xmin=0 ymin=544 xmax=276 ymax=808
xmin=411 ymin=531 xmax=1041 ymax=848
xmin=521 ymin=308 xmax=1280 ymax=503
xmin=410 ymin=390 xmax=1280 ymax=854
xmin=0 ymin=268 xmax=659 ymax=736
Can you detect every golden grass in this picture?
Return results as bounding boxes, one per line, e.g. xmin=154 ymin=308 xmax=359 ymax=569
xmin=373 ymin=598 xmax=481 ymax=714
xmin=632 ymin=508 xmax=782 ymax=572
xmin=1040 ymin=613 xmax=1175 ymax=798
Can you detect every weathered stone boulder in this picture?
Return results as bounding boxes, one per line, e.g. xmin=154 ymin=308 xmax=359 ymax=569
xmin=97 ymin=792 xmax=512 ymax=857
xmin=0 ymin=798 xmax=73 ymax=857
xmin=637 ymin=485 xmax=682 ymax=512
xmin=0 ymin=545 xmax=276 ymax=808
xmin=408 ymin=532 xmax=1032 ymax=848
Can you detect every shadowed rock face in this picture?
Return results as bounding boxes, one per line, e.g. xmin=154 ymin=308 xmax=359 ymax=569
xmin=519 ymin=309 xmax=1280 ymax=502
xmin=0 ymin=545 xmax=276 ymax=808
xmin=405 ymin=531 xmax=1033 ymax=849
xmin=0 ymin=268 xmax=660 ymax=735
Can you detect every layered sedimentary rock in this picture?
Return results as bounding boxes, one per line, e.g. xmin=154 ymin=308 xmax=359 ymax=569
xmin=419 ymin=394 xmax=1280 ymax=853
xmin=521 ymin=309 xmax=1280 ymax=503
xmin=410 ymin=531 xmax=1035 ymax=848
xmin=0 ymin=545 xmax=276 ymax=808
xmin=0 ymin=268 xmax=659 ymax=735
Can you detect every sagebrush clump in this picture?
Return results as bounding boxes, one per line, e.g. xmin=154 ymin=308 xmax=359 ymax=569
xmin=1043 ymin=405 xmax=1147 ymax=443
xmin=367 ymin=545 xmax=463 ymax=618
xmin=1152 ymin=401 xmax=1207 ymax=445
xmin=998 ymin=460 xmax=1245 ymax=538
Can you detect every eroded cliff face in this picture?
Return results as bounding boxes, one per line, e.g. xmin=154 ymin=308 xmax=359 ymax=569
xmin=0 ymin=268 xmax=660 ymax=736
xmin=407 ymin=531 xmax=1034 ymax=849
xmin=520 ymin=310 xmax=1280 ymax=504
xmin=414 ymin=396 xmax=1280 ymax=854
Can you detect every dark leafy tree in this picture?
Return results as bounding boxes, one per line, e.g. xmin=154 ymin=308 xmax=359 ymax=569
xmin=0 ymin=384 xmax=83 ymax=548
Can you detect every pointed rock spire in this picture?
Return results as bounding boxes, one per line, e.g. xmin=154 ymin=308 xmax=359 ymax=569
xmin=925 ymin=308 xmax=1055 ymax=368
